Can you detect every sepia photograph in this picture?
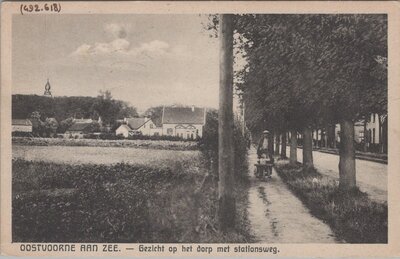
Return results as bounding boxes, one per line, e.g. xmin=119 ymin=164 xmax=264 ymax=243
xmin=1 ymin=1 xmax=399 ymax=257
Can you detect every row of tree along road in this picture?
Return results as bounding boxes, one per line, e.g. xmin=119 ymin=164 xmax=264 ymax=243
xmin=228 ymin=14 xmax=387 ymax=190
xmin=212 ymin=14 xmax=387 ymax=232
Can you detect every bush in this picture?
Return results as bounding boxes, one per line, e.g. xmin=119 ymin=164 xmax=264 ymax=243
xmin=84 ymin=132 xmax=196 ymax=142
xmin=12 ymin=132 xmax=33 ymax=137
xmin=198 ymin=110 xmax=249 ymax=180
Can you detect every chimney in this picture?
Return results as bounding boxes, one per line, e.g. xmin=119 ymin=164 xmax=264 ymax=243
xmin=191 ymin=105 xmax=195 ymax=112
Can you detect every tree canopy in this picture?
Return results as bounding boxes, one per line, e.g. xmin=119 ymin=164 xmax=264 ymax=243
xmin=12 ymin=92 xmax=138 ymax=125
xmin=233 ymin=14 xmax=387 ymax=133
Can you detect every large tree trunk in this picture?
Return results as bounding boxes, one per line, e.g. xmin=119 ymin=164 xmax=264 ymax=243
xmin=274 ymin=133 xmax=280 ymax=155
xmin=333 ymin=125 xmax=337 ymax=149
xmin=382 ymin=116 xmax=388 ymax=153
xmin=303 ymin=126 xmax=314 ymax=169
xmin=327 ymin=124 xmax=333 ymax=148
xmin=315 ymin=129 xmax=318 ymax=148
xmin=268 ymin=133 xmax=274 ymax=155
xmin=218 ymin=14 xmax=235 ymax=232
xmin=338 ymin=119 xmax=356 ymax=190
xmin=378 ymin=114 xmax=383 ymax=153
xmin=281 ymin=132 xmax=287 ymax=158
xmin=363 ymin=117 xmax=368 ymax=152
xmin=290 ymin=129 xmax=297 ymax=165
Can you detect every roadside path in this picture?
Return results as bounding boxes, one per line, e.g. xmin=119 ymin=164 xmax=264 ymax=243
xmin=247 ymin=147 xmax=339 ymax=243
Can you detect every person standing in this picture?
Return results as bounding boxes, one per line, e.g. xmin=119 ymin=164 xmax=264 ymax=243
xmin=257 ymin=130 xmax=274 ymax=163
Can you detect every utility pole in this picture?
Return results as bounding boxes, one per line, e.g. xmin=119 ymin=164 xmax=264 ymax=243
xmin=218 ymin=13 xmax=235 ymax=232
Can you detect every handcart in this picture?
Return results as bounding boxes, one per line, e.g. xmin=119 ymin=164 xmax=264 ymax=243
xmin=254 ymin=159 xmax=273 ymax=181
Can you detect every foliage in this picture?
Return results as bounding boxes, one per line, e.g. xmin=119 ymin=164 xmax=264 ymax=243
xmin=12 ymin=158 xmax=252 ymax=243
xmin=58 ymin=117 xmax=75 ymax=133
xmin=12 ymin=93 xmax=138 ymax=125
xmin=275 ymin=162 xmax=387 ymax=243
xmin=144 ymin=106 xmax=164 ymax=126
xmin=43 ymin=117 xmax=59 ymax=136
xmin=92 ymin=90 xmax=131 ymax=125
xmin=231 ymin=14 xmax=387 ymax=134
xmin=198 ymin=109 xmax=250 ymax=180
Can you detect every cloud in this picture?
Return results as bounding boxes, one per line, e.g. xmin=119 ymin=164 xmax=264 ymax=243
xmin=71 ymin=39 xmax=169 ymax=57
xmin=71 ymin=39 xmax=131 ymax=56
xmin=137 ymin=40 xmax=169 ymax=54
xmin=104 ymin=23 xmax=128 ymax=39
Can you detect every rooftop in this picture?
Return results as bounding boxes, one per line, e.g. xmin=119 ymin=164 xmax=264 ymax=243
xmin=12 ymin=119 xmax=32 ymax=126
xmin=67 ymin=122 xmax=92 ymax=132
xmin=162 ymin=106 xmax=206 ymax=125
xmin=125 ymin=117 xmax=151 ymax=130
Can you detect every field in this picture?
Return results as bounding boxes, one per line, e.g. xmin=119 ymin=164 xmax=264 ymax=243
xmin=13 ymin=145 xmax=200 ymax=165
xmin=12 ymin=137 xmax=198 ymax=150
xmin=12 ymin=142 xmax=252 ymax=243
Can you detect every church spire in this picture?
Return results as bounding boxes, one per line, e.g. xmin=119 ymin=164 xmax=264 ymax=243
xmin=44 ymin=79 xmax=52 ymax=97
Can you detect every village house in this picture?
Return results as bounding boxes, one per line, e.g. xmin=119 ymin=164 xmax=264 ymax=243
xmin=307 ymin=112 xmax=388 ymax=153
xmin=64 ymin=121 xmax=93 ymax=138
xmin=116 ymin=117 xmax=161 ymax=138
xmin=12 ymin=119 xmax=33 ymax=133
xmin=161 ymin=106 xmax=206 ymax=139
xmin=115 ymin=106 xmax=206 ymax=139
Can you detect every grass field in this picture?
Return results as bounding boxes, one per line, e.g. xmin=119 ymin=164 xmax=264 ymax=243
xmin=12 ymin=137 xmax=197 ymax=150
xmin=12 ymin=143 xmax=253 ymax=243
xmin=13 ymin=145 xmax=200 ymax=165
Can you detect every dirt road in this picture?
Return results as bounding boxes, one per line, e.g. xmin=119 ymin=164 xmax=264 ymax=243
xmin=247 ymin=148 xmax=339 ymax=243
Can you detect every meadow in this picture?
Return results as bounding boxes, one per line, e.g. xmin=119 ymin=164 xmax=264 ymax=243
xmin=12 ymin=137 xmax=198 ymax=150
xmin=12 ymin=141 xmax=252 ymax=243
xmin=12 ymin=144 xmax=200 ymax=165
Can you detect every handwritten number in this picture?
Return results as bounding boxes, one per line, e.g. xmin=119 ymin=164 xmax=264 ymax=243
xmin=19 ymin=3 xmax=61 ymax=14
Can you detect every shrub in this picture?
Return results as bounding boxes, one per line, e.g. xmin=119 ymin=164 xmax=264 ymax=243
xmin=84 ymin=132 xmax=196 ymax=142
xmin=198 ymin=110 xmax=250 ymax=180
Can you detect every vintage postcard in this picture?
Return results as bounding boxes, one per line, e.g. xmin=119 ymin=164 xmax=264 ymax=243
xmin=1 ymin=1 xmax=400 ymax=257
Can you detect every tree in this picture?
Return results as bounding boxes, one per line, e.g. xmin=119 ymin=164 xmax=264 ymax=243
xmin=144 ymin=106 xmax=164 ymax=126
xmin=44 ymin=118 xmax=59 ymax=137
xmin=235 ymin=15 xmax=321 ymax=170
xmin=29 ymin=111 xmax=44 ymax=137
xmin=234 ymin=14 xmax=387 ymax=189
xmin=92 ymin=90 xmax=138 ymax=126
xmin=117 ymin=101 xmax=138 ymax=119
xmin=289 ymin=130 xmax=298 ymax=165
xmin=59 ymin=117 xmax=75 ymax=133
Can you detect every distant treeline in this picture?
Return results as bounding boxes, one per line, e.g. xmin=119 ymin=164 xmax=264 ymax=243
xmin=12 ymin=93 xmax=138 ymax=124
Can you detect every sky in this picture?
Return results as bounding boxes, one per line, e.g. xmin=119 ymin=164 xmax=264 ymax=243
xmin=12 ymin=14 xmax=220 ymax=112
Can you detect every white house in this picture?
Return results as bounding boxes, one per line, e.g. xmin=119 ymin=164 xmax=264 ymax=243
xmin=115 ymin=117 xmax=161 ymax=138
xmin=332 ymin=113 xmax=387 ymax=147
xmin=12 ymin=119 xmax=32 ymax=133
xmin=161 ymin=106 xmax=206 ymax=139
xmin=115 ymin=124 xmax=132 ymax=138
